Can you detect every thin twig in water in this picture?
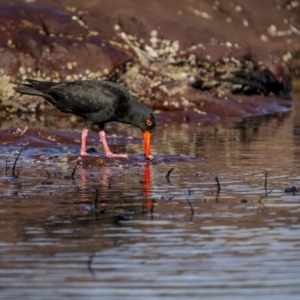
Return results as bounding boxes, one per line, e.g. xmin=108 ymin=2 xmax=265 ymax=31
xmin=166 ymin=168 xmax=175 ymax=182
xmin=46 ymin=170 xmax=50 ymax=178
xmin=150 ymin=199 xmax=154 ymax=220
xmin=187 ymin=198 xmax=194 ymax=215
xmin=87 ymin=253 xmax=96 ymax=278
xmin=186 ymin=190 xmax=194 ymax=222
xmin=5 ymin=156 xmax=8 ymax=176
xmin=215 ymin=176 xmax=221 ymax=194
xmin=12 ymin=148 xmax=25 ymax=177
xmin=94 ymin=188 xmax=99 ymax=209
xmin=71 ymin=161 xmax=80 ymax=181
xmin=265 ymin=171 xmax=268 ymax=191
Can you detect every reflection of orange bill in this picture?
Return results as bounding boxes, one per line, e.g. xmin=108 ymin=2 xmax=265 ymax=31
xmin=143 ymin=131 xmax=151 ymax=159
xmin=144 ymin=164 xmax=152 ymax=212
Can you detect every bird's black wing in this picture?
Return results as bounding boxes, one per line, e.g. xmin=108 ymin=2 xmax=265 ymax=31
xmin=46 ymin=81 xmax=132 ymax=116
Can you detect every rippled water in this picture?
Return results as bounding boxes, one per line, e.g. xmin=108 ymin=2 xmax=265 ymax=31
xmin=1 ymin=98 xmax=300 ymax=299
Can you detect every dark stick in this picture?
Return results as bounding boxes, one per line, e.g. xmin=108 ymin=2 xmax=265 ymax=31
xmin=71 ymin=161 xmax=80 ymax=181
xmin=12 ymin=148 xmax=25 ymax=177
xmin=264 ymin=171 xmax=268 ymax=192
xmin=150 ymin=199 xmax=154 ymax=220
xmin=94 ymin=188 xmax=99 ymax=209
xmin=87 ymin=253 xmax=96 ymax=278
xmin=187 ymin=198 xmax=194 ymax=216
xmin=46 ymin=170 xmax=50 ymax=178
xmin=166 ymin=168 xmax=175 ymax=182
xmin=215 ymin=176 xmax=221 ymax=194
xmin=187 ymin=189 xmax=194 ymax=221
xmin=5 ymin=156 xmax=8 ymax=176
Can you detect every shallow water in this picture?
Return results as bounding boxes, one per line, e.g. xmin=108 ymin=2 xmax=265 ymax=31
xmin=1 ymin=98 xmax=300 ymax=299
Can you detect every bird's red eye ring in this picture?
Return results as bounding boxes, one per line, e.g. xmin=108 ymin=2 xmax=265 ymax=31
xmin=146 ymin=120 xmax=152 ymax=126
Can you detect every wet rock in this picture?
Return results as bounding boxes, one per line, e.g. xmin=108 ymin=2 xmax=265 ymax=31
xmin=0 ymin=0 xmax=299 ymax=118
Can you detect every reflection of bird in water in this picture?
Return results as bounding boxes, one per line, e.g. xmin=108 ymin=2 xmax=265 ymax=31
xmin=80 ymin=164 xmax=153 ymax=215
xmin=14 ymin=79 xmax=156 ymax=159
xmin=79 ymin=167 xmax=111 ymax=214
xmin=80 ymin=167 xmax=111 ymax=200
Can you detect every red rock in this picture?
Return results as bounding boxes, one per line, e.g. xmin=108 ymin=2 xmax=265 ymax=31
xmin=0 ymin=0 xmax=299 ymax=118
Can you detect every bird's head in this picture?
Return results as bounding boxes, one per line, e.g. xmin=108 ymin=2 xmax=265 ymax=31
xmin=119 ymin=100 xmax=156 ymax=160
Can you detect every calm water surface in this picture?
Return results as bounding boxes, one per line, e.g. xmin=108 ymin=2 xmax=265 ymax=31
xmin=1 ymin=98 xmax=300 ymax=299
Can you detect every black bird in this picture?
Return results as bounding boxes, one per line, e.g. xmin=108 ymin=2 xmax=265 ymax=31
xmin=14 ymin=79 xmax=156 ymax=159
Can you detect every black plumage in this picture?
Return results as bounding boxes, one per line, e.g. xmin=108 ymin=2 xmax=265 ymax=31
xmin=14 ymin=79 xmax=155 ymax=158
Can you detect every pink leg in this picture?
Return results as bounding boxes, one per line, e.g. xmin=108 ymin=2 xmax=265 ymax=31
xmin=80 ymin=127 xmax=89 ymax=155
xmin=99 ymin=130 xmax=128 ymax=158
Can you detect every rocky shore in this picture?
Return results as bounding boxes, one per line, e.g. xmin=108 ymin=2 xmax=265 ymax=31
xmin=0 ymin=0 xmax=299 ymax=121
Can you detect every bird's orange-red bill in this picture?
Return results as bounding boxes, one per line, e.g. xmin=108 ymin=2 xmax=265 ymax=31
xmin=143 ymin=131 xmax=151 ymax=159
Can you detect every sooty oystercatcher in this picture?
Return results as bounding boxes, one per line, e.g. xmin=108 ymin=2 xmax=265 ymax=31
xmin=14 ymin=79 xmax=156 ymax=159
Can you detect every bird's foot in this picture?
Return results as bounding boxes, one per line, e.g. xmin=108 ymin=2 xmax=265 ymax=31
xmin=106 ymin=152 xmax=128 ymax=158
xmin=80 ymin=152 xmax=92 ymax=156
xmin=80 ymin=151 xmax=127 ymax=158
